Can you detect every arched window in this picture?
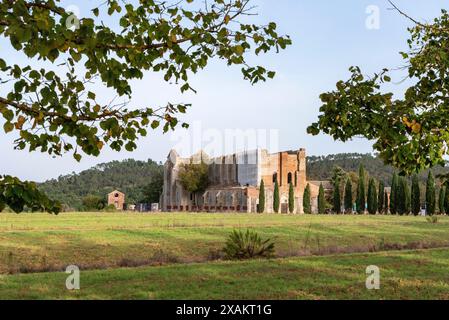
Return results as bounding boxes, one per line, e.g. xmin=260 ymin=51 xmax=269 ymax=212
xmin=273 ymin=173 xmax=278 ymax=183
xmin=287 ymin=172 xmax=293 ymax=184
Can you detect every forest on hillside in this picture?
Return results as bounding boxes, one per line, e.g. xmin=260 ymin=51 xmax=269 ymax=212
xmin=307 ymin=153 xmax=449 ymax=186
xmin=38 ymin=159 xmax=163 ymax=211
xmin=38 ymin=153 xmax=449 ymax=211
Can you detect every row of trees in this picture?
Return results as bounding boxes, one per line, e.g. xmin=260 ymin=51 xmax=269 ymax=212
xmin=258 ymin=163 xmax=448 ymax=215
xmin=329 ymin=164 xmax=446 ymax=215
xmin=257 ymin=178 xmax=329 ymax=214
xmin=258 ymin=180 xmax=296 ymax=214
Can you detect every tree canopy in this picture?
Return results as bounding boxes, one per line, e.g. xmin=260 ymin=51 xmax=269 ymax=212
xmin=308 ymin=4 xmax=449 ymax=176
xmin=0 ymin=0 xmax=290 ymax=213
xmin=0 ymin=175 xmax=60 ymax=213
xmin=178 ymin=161 xmax=209 ymax=194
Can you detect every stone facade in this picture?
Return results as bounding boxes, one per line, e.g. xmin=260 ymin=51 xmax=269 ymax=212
xmin=161 ymin=148 xmax=323 ymax=213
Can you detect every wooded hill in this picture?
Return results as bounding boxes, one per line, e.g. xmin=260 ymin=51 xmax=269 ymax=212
xmin=38 ymin=159 xmax=163 ymax=211
xmin=307 ymin=153 xmax=448 ymax=186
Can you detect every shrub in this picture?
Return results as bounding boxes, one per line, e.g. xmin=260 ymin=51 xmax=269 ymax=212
xmin=82 ymin=195 xmax=105 ymax=211
xmin=223 ymin=229 xmax=275 ymax=260
xmin=103 ymin=204 xmax=117 ymax=212
xmin=426 ymin=215 xmax=439 ymax=224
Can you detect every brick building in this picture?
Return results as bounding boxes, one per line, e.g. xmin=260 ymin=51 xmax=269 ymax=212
xmin=161 ymin=148 xmax=323 ymax=213
xmin=108 ymin=190 xmax=125 ymax=210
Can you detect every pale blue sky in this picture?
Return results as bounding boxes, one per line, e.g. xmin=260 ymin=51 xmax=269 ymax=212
xmin=1 ymin=0 xmax=447 ymax=181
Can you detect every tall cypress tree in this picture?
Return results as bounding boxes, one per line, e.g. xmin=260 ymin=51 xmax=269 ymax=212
xmin=273 ymin=180 xmax=280 ymax=213
xmin=405 ymin=178 xmax=411 ymax=215
xmin=411 ymin=174 xmax=421 ymax=216
xmin=303 ymin=183 xmax=311 ymax=214
xmin=333 ymin=178 xmax=341 ymax=214
xmin=288 ymin=182 xmax=295 ymax=214
xmin=390 ymin=172 xmax=398 ymax=215
xmin=397 ymin=177 xmax=405 ymax=215
xmin=318 ymin=183 xmax=326 ymax=214
xmin=356 ymin=164 xmax=366 ymax=214
xmin=384 ymin=190 xmax=389 ymax=214
xmin=344 ymin=178 xmax=353 ymax=214
xmin=439 ymin=186 xmax=446 ymax=215
xmin=426 ymin=172 xmax=436 ymax=216
xmin=397 ymin=177 xmax=410 ymax=215
xmin=378 ymin=181 xmax=385 ymax=214
xmin=367 ymin=178 xmax=378 ymax=215
xmin=258 ymin=179 xmax=265 ymax=213
xmin=444 ymin=185 xmax=449 ymax=214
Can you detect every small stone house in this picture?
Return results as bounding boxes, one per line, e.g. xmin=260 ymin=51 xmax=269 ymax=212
xmin=108 ymin=190 xmax=125 ymax=210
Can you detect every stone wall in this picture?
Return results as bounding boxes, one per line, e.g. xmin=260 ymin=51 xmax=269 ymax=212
xmin=108 ymin=190 xmax=125 ymax=210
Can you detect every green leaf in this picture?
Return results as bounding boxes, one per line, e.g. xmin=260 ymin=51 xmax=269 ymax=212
xmin=3 ymin=122 xmax=14 ymax=133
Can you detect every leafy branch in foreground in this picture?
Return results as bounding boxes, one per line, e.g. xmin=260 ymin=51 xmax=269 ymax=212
xmin=0 ymin=0 xmax=290 ymax=160
xmin=308 ymin=5 xmax=449 ymax=176
xmin=0 ymin=0 xmax=290 ymax=212
xmin=0 ymin=175 xmax=61 ymax=214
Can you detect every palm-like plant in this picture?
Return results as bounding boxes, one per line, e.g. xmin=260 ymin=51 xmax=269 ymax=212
xmin=223 ymin=229 xmax=275 ymax=260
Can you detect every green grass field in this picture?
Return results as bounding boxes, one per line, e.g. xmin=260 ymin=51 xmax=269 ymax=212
xmin=0 ymin=212 xmax=448 ymax=299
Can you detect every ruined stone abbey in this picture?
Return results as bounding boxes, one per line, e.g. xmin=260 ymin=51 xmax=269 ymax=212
xmin=161 ymin=148 xmax=322 ymax=213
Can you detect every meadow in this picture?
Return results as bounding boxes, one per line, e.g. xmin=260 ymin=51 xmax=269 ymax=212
xmin=0 ymin=212 xmax=448 ymax=299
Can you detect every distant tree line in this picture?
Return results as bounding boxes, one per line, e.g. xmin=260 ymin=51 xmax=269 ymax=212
xmin=301 ymin=164 xmax=448 ymax=216
xmin=307 ymin=153 xmax=448 ymax=187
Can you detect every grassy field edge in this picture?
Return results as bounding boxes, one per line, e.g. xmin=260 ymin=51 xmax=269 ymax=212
xmin=1 ymin=247 xmax=449 ymax=299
